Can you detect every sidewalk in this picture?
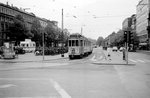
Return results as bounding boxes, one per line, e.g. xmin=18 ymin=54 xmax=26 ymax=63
xmin=92 ymin=50 xmax=135 ymax=65
xmin=0 ymin=53 xmax=68 ymax=63
xmin=136 ymin=50 xmax=150 ymax=55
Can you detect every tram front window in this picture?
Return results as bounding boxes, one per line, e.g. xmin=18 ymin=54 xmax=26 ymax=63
xmin=69 ymin=40 xmax=71 ymax=46
xmin=69 ymin=40 xmax=79 ymax=46
xmin=76 ymin=40 xmax=79 ymax=46
xmin=72 ymin=40 xmax=75 ymax=46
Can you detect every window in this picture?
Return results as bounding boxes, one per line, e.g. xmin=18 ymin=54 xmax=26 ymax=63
xmin=69 ymin=40 xmax=71 ymax=46
xmin=33 ymin=44 xmax=35 ymax=46
xmin=76 ymin=40 xmax=78 ymax=46
xmin=22 ymin=44 xmax=25 ymax=47
xmin=72 ymin=40 xmax=75 ymax=46
xmin=80 ymin=40 xmax=83 ymax=46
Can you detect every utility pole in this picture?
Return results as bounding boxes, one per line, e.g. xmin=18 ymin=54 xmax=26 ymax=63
xmin=62 ymin=9 xmax=64 ymax=33
xmin=126 ymin=31 xmax=129 ymax=64
xmin=42 ymin=29 xmax=45 ymax=61
xmin=148 ymin=0 xmax=150 ymax=50
xmin=61 ymin=8 xmax=64 ymax=57
xmin=81 ymin=27 xmax=83 ymax=35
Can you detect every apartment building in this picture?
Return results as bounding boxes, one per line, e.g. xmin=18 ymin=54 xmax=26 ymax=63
xmin=0 ymin=2 xmax=36 ymax=45
xmin=136 ymin=0 xmax=150 ymax=49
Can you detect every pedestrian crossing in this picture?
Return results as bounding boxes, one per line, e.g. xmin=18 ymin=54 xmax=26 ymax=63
xmin=129 ymin=59 xmax=150 ymax=63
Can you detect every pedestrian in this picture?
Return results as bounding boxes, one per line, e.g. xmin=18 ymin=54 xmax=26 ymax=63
xmin=107 ymin=47 xmax=111 ymax=60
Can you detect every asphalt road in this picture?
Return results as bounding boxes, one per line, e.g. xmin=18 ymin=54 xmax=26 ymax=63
xmin=0 ymin=48 xmax=150 ymax=98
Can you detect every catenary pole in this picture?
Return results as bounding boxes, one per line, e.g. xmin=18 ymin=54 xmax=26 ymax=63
xmin=42 ymin=29 xmax=45 ymax=61
xmin=61 ymin=9 xmax=64 ymax=57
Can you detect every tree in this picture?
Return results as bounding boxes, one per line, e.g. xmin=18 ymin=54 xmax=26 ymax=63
xmin=96 ymin=36 xmax=104 ymax=46
xmin=44 ymin=23 xmax=56 ymax=47
xmin=8 ymin=14 xmax=29 ymax=45
xmin=31 ymin=19 xmax=42 ymax=47
xmin=115 ymin=30 xmax=124 ymax=47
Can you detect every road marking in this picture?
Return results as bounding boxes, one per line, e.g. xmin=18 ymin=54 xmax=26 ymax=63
xmin=0 ymin=84 xmax=16 ymax=88
xmin=50 ymin=79 xmax=71 ymax=98
xmin=90 ymin=55 xmax=97 ymax=61
xmin=0 ymin=78 xmax=71 ymax=98
xmin=129 ymin=59 xmax=137 ymax=63
xmin=143 ymin=59 xmax=150 ymax=62
xmin=98 ymin=55 xmax=103 ymax=60
xmin=137 ymin=59 xmax=145 ymax=63
xmin=0 ymin=78 xmax=48 ymax=81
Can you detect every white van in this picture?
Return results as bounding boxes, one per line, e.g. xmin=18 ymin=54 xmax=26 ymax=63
xmin=20 ymin=39 xmax=36 ymax=53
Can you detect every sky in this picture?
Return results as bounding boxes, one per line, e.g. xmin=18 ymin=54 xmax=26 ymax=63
xmin=1 ymin=0 xmax=139 ymax=40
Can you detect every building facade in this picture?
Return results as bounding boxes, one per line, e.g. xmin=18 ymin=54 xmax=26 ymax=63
xmin=122 ymin=17 xmax=132 ymax=31
xmin=0 ymin=2 xmax=59 ymax=46
xmin=0 ymin=2 xmax=36 ymax=46
xmin=136 ymin=0 xmax=150 ymax=49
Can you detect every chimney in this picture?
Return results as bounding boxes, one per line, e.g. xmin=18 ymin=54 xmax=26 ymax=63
xmin=6 ymin=2 xmax=8 ymax=5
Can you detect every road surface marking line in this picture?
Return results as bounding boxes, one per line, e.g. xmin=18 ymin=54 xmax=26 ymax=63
xmin=0 ymin=78 xmax=48 ymax=81
xmin=90 ymin=55 xmax=97 ymax=61
xmin=143 ymin=59 xmax=150 ymax=62
xmin=99 ymin=55 xmax=103 ymax=60
xmin=137 ymin=59 xmax=145 ymax=63
xmin=129 ymin=59 xmax=137 ymax=63
xmin=50 ymin=79 xmax=71 ymax=98
xmin=0 ymin=84 xmax=16 ymax=88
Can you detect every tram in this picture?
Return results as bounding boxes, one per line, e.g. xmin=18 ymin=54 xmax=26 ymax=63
xmin=68 ymin=33 xmax=93 ymax=59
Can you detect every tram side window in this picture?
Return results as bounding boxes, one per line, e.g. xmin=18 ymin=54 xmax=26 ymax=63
xmin=27 ymin=44 xmax=29 ymax=47
xmin=69 ymin=40 xmax=71 ymax=46
xmin=76 ymin=40 xmax=78 ymax=46
xmin=80 ymin=40 xmax=83 ymax=46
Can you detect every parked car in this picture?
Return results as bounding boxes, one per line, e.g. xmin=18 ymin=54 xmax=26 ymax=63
xmin=1 ymin=42 xmax=17 ymax=59
xmin=14 ymin=47 xmax=25 ymax=54
xmin=112 ymin=46 xmax=118 ymax=52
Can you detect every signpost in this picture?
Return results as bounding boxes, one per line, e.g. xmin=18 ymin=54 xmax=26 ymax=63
xmin=124 ymin=30 xmax=129 ymax=64
xmin=39 ymin=20 xmax=47 ymax=61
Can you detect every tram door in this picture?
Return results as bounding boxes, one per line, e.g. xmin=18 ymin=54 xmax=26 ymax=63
xmin=80 ymin=40 xmax=84 ymax=55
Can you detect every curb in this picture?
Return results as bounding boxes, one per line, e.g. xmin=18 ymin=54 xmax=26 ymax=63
xmin=0 ymin=57 xmax=68 ymax=63
xmin=0 ymin=62 xmax=69 ymax=71
xmin=92 ymin=62 xmax=136 ymax=65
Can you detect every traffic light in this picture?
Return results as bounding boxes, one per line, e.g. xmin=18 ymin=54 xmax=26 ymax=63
xmin=124 ymin=31 xmax=127 ymax=42
xmin=129 ymin=31 xmax=134 ymax=44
